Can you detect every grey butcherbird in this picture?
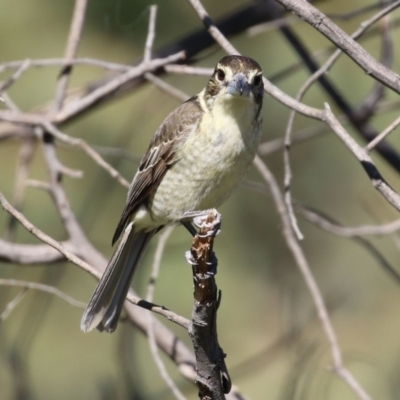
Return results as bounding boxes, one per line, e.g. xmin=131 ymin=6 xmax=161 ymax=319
xmin=81 ymin=55 xmax=264 ymax=333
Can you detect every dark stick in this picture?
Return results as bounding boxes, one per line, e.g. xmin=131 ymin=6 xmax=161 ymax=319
xmin=186 ymin=209 xmax=231 ymax=399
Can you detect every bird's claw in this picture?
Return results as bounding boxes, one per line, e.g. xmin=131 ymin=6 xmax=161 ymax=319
xmin=182 ymin=209 xmax=222 ymax=237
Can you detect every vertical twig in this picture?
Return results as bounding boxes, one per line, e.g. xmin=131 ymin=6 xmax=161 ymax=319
xmin=6 ymin=138 xmax=36 ymax=241
xmin=186 ymin=209 xmax=231 ymax=400
xmin=145 ymin=226 xmax=186 ymax=400
xmin=0 ymin=289 xmax=28 ymax=322
xmin=52 ymin=0 xmax=88 ymax=112
xmin=253 ymin=155 xmax=372 ymax=400
xmin=144 ymin=5 xmax=158 ymax=63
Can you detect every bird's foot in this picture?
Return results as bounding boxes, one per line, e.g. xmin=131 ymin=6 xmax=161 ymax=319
xmin=181 ymin=209 xmax=221 ymax=238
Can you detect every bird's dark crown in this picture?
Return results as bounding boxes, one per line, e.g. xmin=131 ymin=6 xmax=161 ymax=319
xmin=217 ymin=55 xmax=262 ymax=75
xmin=204 ymin=55 xmax=264 ymax=107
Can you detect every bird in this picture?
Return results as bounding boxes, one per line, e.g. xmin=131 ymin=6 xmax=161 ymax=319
xmin=81 ymin=55 xmax=264 ymax=333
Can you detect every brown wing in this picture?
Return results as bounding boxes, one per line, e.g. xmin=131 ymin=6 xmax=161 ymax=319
xmin=112 ymin=97 xmax=203 ymax=245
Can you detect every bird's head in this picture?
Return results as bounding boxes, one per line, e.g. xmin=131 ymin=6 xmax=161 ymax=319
xmin=205 ymin=55 xmax=264 ymax=108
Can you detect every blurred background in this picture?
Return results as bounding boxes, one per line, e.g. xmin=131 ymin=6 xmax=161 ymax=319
xmin=1 ymin=0 xmax=400 ymax=399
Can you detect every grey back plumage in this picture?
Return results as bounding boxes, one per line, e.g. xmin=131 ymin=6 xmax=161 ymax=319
xmin=112 ymin=100 xmax=204 ymax=244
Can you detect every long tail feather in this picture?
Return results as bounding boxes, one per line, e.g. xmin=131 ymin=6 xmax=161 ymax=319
xmin=81 ymin=223 xmax=155 ymax=333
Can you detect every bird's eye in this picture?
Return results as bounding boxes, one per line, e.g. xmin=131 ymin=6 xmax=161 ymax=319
xmin=216 ymin=69 xmax=225 ymax=81
xmin=253 ymin=75 xmax=262 ymax=86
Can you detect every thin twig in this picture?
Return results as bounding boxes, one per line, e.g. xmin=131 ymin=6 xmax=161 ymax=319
xmin=1 ymin=92 xmax=20 ymax=113
xmin=146 ymin=226 xmax=175 ymax=303
xmin=43 ymin=122 xmax=130 ymax=188
xmin=0 ymin=191 xmax=190 ymax=329
xmin=144 ymin=5 xmax=158 ymax=63
xmin=0 ymin=289 xmax=28 ymax=322
xmin=248 ymin=1 xmax=390 ymax=37
xmin=146 ymin=227 xmax=185 ymax=400
xmin=142 ymin=15 xmax=186 ymax=389
xmin=354 ymin=4 xmax=393 ymax=122
xmin=145 ymin=73 xmax=189 ymax=102
xmin=25 ymin=180 xmax=51 ymax=191
xmin=0 ymin=191 xmax=99 ymax=277
xmin=258 ymin=120 xmax=334 ymax=155
xmin=366 ymin=114 xmax=400 ymax=152
xmin=165 ymin=64 xmax=213 ymax=76
xmin=323 ymin=103 xmax=400 ymax=212
xmin=300 ymin=206 xmax=400 ymax=237
xmin=253 ymin=155 xmax=372 ymax=400
xmin=52 ymin=0 xmax=88 ymax=111
xmin=0 ymin=57 xmax=134 ymax=73
xmin=298 ymin=205 xmax=400 ymax=284
xmin=90 ymin=144 xmax=140 ymax=163
xmin=0 ymin=279 xmax=86 ymax=308
xmin=53 ymin=52 xmax=185 ymax=124
xmin=6 ymin=139 xmax=36 ymax=241
xmin=248 ymin=15 xmax=299 ymax=36
xmin=0 ymin=59 xmax=31 ymax=93
xmin=328 ymin=1 xmax=393 ymax=20
xmin=186 ymin=0 xmax=239 ymax=55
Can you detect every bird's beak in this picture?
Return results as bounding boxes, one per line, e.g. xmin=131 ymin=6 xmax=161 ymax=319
xmin=228 ymin=73 xmax=251 ymax=97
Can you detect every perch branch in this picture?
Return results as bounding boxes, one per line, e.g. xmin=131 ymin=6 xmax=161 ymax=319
xmin=186 ymin=209 xmax=231 ymax=399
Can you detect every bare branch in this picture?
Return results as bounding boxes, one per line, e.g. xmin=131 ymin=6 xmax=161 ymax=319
xmin=327 ymin=2 xmax=388 ymax=21
xmin=52 ymin=0 xmax=88 ymax=111
xmin=0 ymin=59 xmax=31 ymax=93
xmin=0 ymin=279 xmax=86 ymax=308
xmin=0 ymin=238 xmax=76 ymax=264
xmin=25 ymin=180 xmax=51 ymax=191
xmin=323 ymin=103 xmax=400 ymax=212
xmin=0 ymin=283 xmax=28 ymax=323
xmin=298 ymin=205 xmax=400 ymax=237
xmin=0 ymin=289 xmax=28 ymax=322
xmin=248 ymin=15 xmax=299 ymax=36
xmin=366 ymin=114 xmax=400 ymax=153
xmin=0 ymin=92 xmax=20 ymax=112
xmin=186 ymin=0 xmax=240 ymax=55
xmin=146 ymin=226 xmax=175 ymax=303
xmin=253 ymin=155 xmax=372 ymax=400
xmin=275 ymin=0 xmax=400 ymax=94
xmin=90 ymin=145 xmax=140 ymax=163
xmin=145 ymin=226 xmax=185 ymax=400
xmin=165 ymin=64 xmax=213 ymax=76
xmin=0 ymin=57 xmax=134 ymax=73
xmin=354 ymin=4 xmax=394 ymax=122
xmin=43 ymin=123 xmax=130 ymax=188
xmin=258 ymin=120 xmax=335 ymax=155
xmin=53 ymin=52 xmax=185 ymax=124
xmin=0 ymin=191 xmax=99 ymax=277
xmin=144 ymin=5 xmax=158 ymax=63
xmin=6 ymin=139 xmax=36 ymax=240
xmin=145 ymin=73 xmax=189 ymax=102
xmin=0 ymin=191 xmax=190 ymax=329
xmin=298 ymin=205 xmax=400 ymax=284
xmin=282 ymin=0 xmax=400 ymax=242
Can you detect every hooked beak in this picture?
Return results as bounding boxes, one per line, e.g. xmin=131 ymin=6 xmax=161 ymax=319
xmin=227 ymin=73 xmax=251 ymax=97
